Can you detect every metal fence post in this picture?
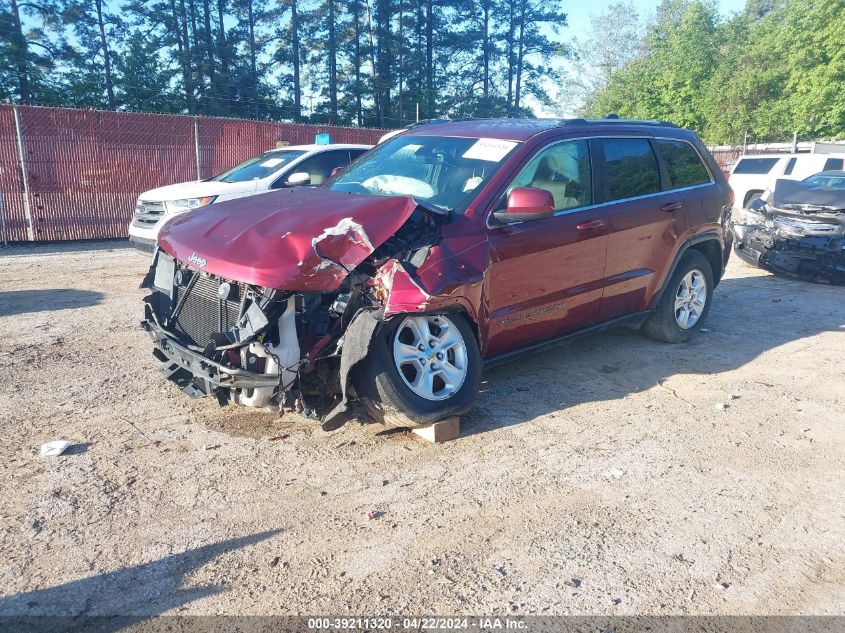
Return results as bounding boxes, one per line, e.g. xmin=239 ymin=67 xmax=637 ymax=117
xmin=12 ymin=105 xmax=35 ymax=241
xmin=194 ymin=115 xmax=202 ymax=180
xmin=0 ymin=191 xmax=8 ymax=245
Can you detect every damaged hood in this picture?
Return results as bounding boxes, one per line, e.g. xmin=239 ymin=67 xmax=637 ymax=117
xmin=158 ymin=187 xmax=420 ymax=290
xmin=772 ymin=178 xmax=845 ymax=212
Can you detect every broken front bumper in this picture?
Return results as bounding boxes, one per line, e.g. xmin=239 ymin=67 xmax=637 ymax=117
xmin=732 ymin=223 xmax=845 ymax=284
xmin=142 ymin=319 xmax=280 ymax=398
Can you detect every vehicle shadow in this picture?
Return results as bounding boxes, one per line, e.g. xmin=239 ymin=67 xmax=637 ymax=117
xmin=0 ymin=529 xmax=280 ymax=627
xmin=0 ymin=289 xmax=104 ymax=317
xmin=463 ymin=273 xmax=845 ymax=436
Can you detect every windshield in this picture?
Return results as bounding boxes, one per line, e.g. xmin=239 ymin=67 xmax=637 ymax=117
xmin=213 ymin=150 xmax=306 ymax=183
xmin=327 ymin=135 xmax=519 ymax=212
xmin=803 ymin=173 xmax=845 ymax=189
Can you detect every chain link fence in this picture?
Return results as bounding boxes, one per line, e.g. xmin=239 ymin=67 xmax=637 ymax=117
xmin=0 ymin=105 xmax=387 ymax=244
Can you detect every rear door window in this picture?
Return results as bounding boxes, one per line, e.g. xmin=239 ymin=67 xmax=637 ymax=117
xmin=599 ymin=138 xmax=661 ymax=201
xmin=654 ymin=139 xmax=712 ymax=189
xmin=823 ymin=157 xmax=844 ymax=171
xmin=732 ymin=157 xmax=779 ymax=174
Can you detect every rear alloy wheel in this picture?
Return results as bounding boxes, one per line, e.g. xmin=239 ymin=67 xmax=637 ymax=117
xmin=643 ymin=250 xmax=714 ymax=343
xmin=354 ymin=312 xmax=481 ymax=428
xmin=674 ymin=269 xmax=707 ymax=329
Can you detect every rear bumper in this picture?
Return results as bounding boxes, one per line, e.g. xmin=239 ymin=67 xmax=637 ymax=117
xmin=142 ymin=319 xmax=280 ymax=396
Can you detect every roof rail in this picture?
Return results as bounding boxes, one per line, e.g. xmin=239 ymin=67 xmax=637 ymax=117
xmin=558 ymin=117 xmax=679 ymax=128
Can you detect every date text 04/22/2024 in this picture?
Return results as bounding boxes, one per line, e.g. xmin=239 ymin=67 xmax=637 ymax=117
xmin=306 ymin=617 xmax=528 ymax=630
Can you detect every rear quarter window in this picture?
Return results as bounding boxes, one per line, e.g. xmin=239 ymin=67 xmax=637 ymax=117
xmin=732 ymin=157 xmax=779 ymax=175
xmin=599 ymin=138 xmax=661 ymax=201
xmin=784 ymin=157 xmax=797 ymax=175
xmin=655 ymin=139 xmax=711 ymax=188
xmin=823 ymin=158 xmax=844 ymax=171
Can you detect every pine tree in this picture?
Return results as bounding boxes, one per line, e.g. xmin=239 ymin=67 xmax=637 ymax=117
xmin=116 ymin=32 xmax=182 ymax=112
xmin=3 ymin=0 xmax=66 ymax=104
xmin=61 ymin=0 xmax=121 ymax=109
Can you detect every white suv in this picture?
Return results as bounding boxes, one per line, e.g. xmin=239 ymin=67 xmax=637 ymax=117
xmin=128 ymin=143 xmax=371 ymax=251
xmin=729 ymin=153 xmax=845 ymax=210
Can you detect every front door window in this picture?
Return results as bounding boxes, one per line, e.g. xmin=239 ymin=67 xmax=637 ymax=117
xmin=505 ymin=140 xmax=592 ymax=212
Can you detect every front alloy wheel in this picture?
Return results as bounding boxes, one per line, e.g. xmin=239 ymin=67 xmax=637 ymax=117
xmin=392 ymin=314 xmax=469 ymax=401
xmin=354 ymin=312 xmax=482 ymax=428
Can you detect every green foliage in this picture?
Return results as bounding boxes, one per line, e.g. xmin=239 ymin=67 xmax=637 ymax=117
xmin=583 ymin=0 xmax=845 ymax=145
xmin=116 ymin=34 xmax=183 ymax=113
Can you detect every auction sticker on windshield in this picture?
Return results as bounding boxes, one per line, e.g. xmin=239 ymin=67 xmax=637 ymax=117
xmin=462 ymin=138 xmax=518 ymax=162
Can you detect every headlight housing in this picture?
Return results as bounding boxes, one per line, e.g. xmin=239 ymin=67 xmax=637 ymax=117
xmin=165 ymin=196 xmax=217 ymax=214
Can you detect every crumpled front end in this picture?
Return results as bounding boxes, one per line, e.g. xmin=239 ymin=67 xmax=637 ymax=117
xmin=140 ymin=201 xmax=450 ymax=423
xmin=732 ymin=207 xmax=845 ymax=284
xmin=141 ymin=249 xmax=305 ymax=408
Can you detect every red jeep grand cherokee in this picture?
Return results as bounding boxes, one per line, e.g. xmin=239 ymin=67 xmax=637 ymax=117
xmin=141 ymin=118 xmax=732 ymax=429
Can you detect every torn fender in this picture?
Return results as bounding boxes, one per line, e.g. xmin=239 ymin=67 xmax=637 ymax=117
xmin=375 ymin=233 xmax=489 ymax=319
xmin=158 ymin=188 xmax=420 ymax=291
xmin=374 ymin=259 xmax=433 ymax=316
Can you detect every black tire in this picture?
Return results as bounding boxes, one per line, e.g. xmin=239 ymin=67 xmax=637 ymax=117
xmin=643 ymin=250 xmax=714 ymax=344
xmin=353 ymin=312 xmax=482 ymax=428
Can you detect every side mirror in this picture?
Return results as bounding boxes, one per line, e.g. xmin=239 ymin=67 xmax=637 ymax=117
xmin=746 ymin=197 xmax=767 ymax=213
xmin=493 ymin=187 xmax=556 ymax=224
xmin=285 ymin=172 xmax=311 ymax=186
xmin=330 ymin=166 xmax=345 ymax=179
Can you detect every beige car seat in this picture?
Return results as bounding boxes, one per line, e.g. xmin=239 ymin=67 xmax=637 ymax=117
xmin=530 ymin=154 xmax=576 ymax=210
xmin=505 ymin=143 xmax=587 ymax=211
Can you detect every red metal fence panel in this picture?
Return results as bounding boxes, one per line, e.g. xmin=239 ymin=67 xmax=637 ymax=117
xmin=710 ymin=149 xmax=741 ymax=170
xmin=710 ymin=147 xmax=786 ymax=171
xmin=19 ymin=107 xmax=197 ymax=241
xmin=0 ymin=105 xmax=386 ymax=243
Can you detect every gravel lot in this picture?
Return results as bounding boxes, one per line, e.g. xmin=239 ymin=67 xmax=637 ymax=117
xmin=0 ymin=241 xmax=842 ymax=617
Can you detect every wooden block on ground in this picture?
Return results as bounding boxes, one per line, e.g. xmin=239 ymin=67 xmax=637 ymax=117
xmin=412 ymin=416 xmax=460 ymax=443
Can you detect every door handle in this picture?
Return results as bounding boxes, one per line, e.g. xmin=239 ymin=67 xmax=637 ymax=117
xmin=576 ymin=219 xmax=606 ymax=231
xmin=661 ymin=202 xmax=684 ymax=212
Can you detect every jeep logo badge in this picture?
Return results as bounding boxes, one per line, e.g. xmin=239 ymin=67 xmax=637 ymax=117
xmin=188 ymin=252 xmax=207 ymax=268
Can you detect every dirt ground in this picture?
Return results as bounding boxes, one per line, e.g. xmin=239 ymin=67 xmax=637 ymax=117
xmin=0 ymin=241 xmax=842 ymax=617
